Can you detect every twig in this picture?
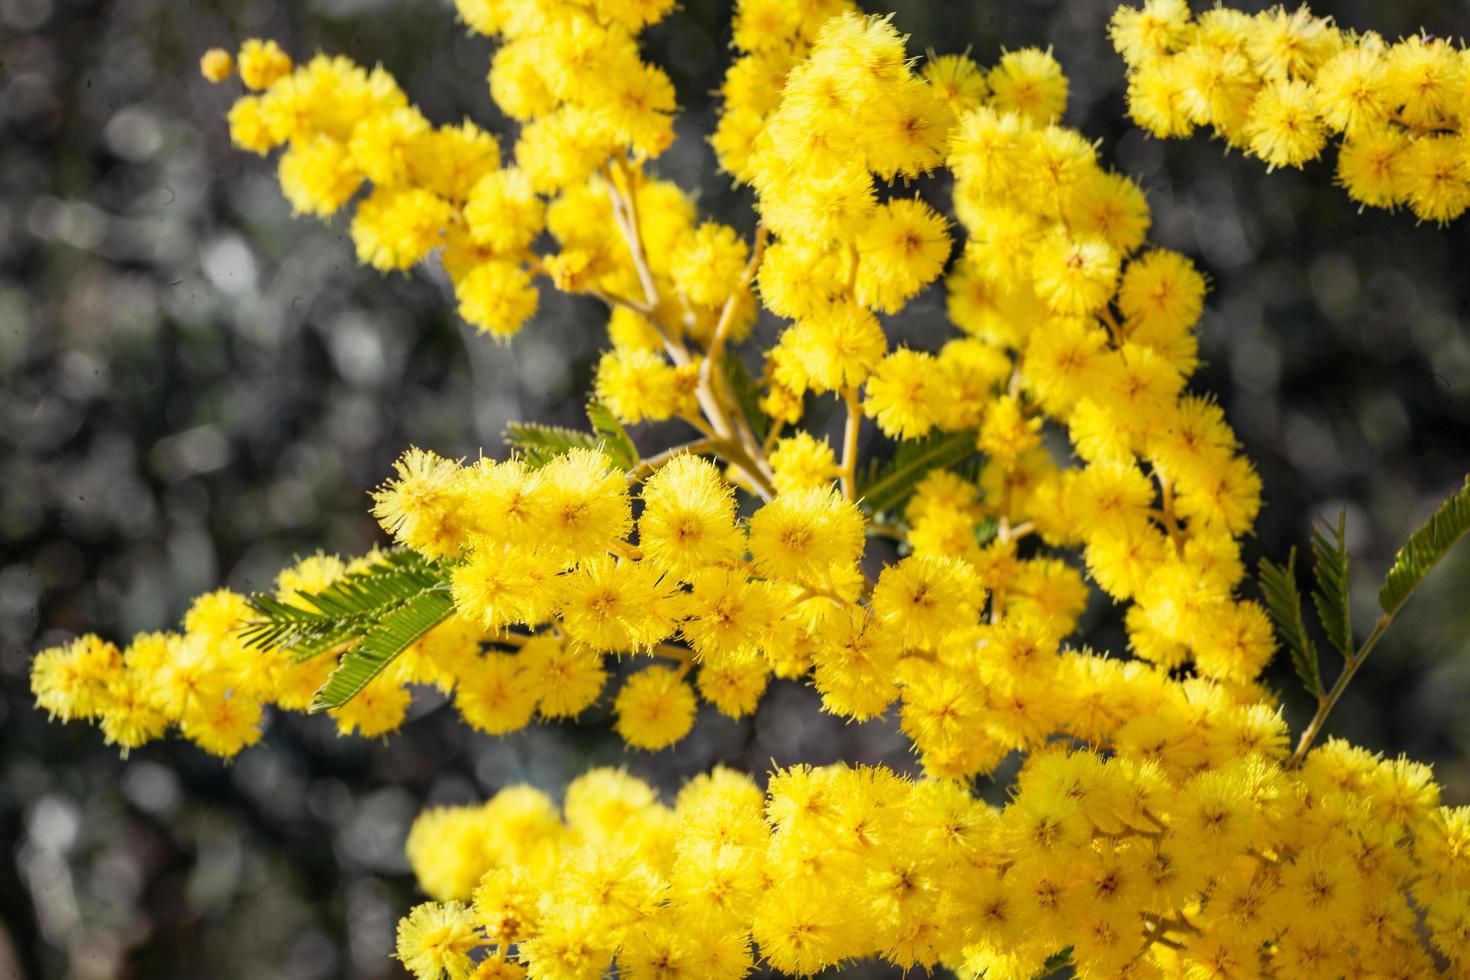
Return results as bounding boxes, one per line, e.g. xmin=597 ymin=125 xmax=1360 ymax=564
xmin=840 ymin=386 xmax=862 ymax=501
xmin=1288 ymin=613 xmax=1393 ymax=767
xmin=628 ymin=439 xmax=718 ymax=484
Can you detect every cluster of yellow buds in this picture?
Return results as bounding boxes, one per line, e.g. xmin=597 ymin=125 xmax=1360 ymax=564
xmin=29 ymin=1 xmax=1470 ymax=977
xmin=392 ymin=747 xmax=1468 ymax=979
xmin=1113 ymin=0 xmax=1470 ymax=222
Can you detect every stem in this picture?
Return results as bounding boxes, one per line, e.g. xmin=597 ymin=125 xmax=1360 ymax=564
xmin=840 ymin=386 xmax=862 ymax=501
xmin=628 ymin=439 xmax=718 ymax=484
xmin=603 ymin=158 xmax=776 ymax=501
xmin=653 ymin=642 xmax=695 ymax=665
xmin=699 ymin=224 xmax=768 ymax=392
xmin=1153 ymin=468 xmax=1184 ymax=544
xmin=1288 ymin=613 xmax=1393 ymax=767
xmin=608 ymin=159 xmax=662 ymax=313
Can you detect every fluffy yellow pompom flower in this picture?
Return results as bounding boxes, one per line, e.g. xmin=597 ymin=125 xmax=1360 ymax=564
xmin=922 ymin=53 xmax=989 ymax=114
xmin=454 ymin=261 xmax=540 ymax=339
xmin=988 ymin=47 xmax=1068 ymax=124
xmin=780 ymin=300 xmax=888 ymax=393
xmin=672 ymin=222 xmax=749 ymax=307
xmin=638 ymin=454 xmax=744 ymax=577
xmin=1031 ymin=230 xmax=1120 ymax=315
xmin=870 ymin=555 xmax=982 ymax=647
xmin=1108 ymin=0 xmax=1190 ymax=68
xmin=854 ymin=198 xmax=951 ymax=313
xmin=395 ymin=901 xmax=480 ymax=980
xmin=371 ymin=448 xmax=463 ymax=556
xmin=351 ymin=187 xmax=452 ymax=272
xmin=769 ymin=431 xmax=839 ymax=493
xmin=555 ymin=557 xmax=678 ymax=653
xmin=227 ymin=96 xmax=275 ymax=155
xmin=238 ymin=38 xmax=292 ymax=90
xmin=278 ymin=136 xmax=362 ymax=217
xmin=1117 ymin=248 xmax=1207 ymax=340
xmin=200 ymin=48 xmax=234 ymax=83
xmin=516 ymin=637 xmax=606 ymax=719
xmin=595 ymin=348 xmax=691 ymax=424
xmin=455 ymin=653 xmax=538 ymax=734
xmin=1313 ymin=45 xmax=1388 ymax=136
xmin=1244 ymin=78 xmax=1327 ymax=170
xmin=525 ymin=449 xmax=632 ymax=561
xmin=748 ymin=486 xmax=865 ymax=583
xmin=863 ymin=349 xmax=943 ymax=439
xmin=614 ymin=665 xmax=697 ymax=749
xmin=463 ymin=168 xmax=544 ymax=254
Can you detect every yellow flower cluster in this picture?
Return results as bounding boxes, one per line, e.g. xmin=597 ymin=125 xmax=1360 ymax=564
xmin=1113 ymin=0 xmax=1470 ymax=222
xmin=27 ymin=554 xmax=502 ymax=752
xmin=396 ymin=747 xmax=1470 ymax=979
xmin=30 ymin=2 xmax=1470 ymax=977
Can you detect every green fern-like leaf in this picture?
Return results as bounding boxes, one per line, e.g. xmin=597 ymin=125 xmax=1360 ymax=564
xmin=857 ymin=430 xmax=978 ymax=516
xmin=722 ymin=355 xmax=770 ymax=441
xmin=239 ymin=549 xmax=447 ymax=661
xmin=310 ymin=587 xmax=455 ymax=712
xmin=974 ymin=515 xmax=999 ymax=547
xmin=1259 ymin=549 xmax=1325 ymax=700
xmin=587 ymin=401 xmax=639 ymax=471
xmin=1310 ymin=509 xmax=1353 ymax=660
xmin=1378 ymin=476 xmax=1470 ymax=616
xmin=504 ymin=421 xmax=602 ymax=468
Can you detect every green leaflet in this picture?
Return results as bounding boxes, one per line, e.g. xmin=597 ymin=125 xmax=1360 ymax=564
xmin=1378 ymin=477 xmax=1470 ymax=617
xmin=503 ymin=402 xmax=638 ymax=471
xmin=586 ymin=400 xmax=639 ymax=471
xmin=503 ymin=421 xmax=603 ymax=468
xmin=309 ymin=587 xmax=455 ymax=712
xmin=1259 ymin=549 xmax=1325 ymax=700
xmin=1310 ymin=509 xmax=1353 ymax=660
xmin=240 ymin=549 xmax=447 ymax=662
xmin=857 ymin=430 xmax=978 ymax=516
xmin=722 ymin=354 xmax=771 ymax=441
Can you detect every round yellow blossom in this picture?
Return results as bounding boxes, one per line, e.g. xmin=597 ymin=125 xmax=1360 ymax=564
xmin=1244 ymin=79 xmax=1327 ymax=170
xmin=779 ymin=300 xmax=888 ymax=393
xmin=854 ymin=198 xmax=951 ymax=314
xmin=517 ymin=636 xmax=606 ymax=719
xmin=748 ymin=485 xmax=865 ymax=583
xmin=238 ymin=38 xmax=292 ymax=90
xmin=455 ymin=653 xmax=538 ymax=734
xmin=638 ymin=454 xmax=743 ymax=576
xmin=1031 ymin=230 xmax=1120 ymax=315
xmin=672 ymin=222 xmax=749 ymax=307
xmin=395 ymin=901 xmax=480 ymax=980
xmin=351 ymin=186 xmax=453 ymax=272
xmin=595 ymin=348 xmax=690 ymax=423
xmin=863 ymin=348 xmax=944 ymax=440
xmin=988 ymin=47 xmax=1068 ymax=124
xmin=614 ymin=665 xmax=697 ymax=750
xmin=769 ymin=431 xmax=839 ymax=494
xmin=278 ymin=135 xmax=363 ymax=217
xmin=200 ymin=48 xmax=234 ymax=83
xmin=463 ymin=168 xmax=544 ymax=254
xmin=454 ymin=261 xmax=539 ymax=339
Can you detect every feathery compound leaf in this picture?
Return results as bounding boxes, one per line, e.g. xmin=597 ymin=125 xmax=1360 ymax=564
xmin=1259 ymin=549 xmax=1325 ymax=700
xmin=1310 ymin=509 xmax=1353 ymax=660
xmin=857 ymin=430 xmax=978 ymax=516
xmin=239 ymin=549 xmax=448 ymax=661
xmin=504 ymin=421 xmax=602 ymax=468
xmin=310 ymin=586 xmax=454 ymax=712
xmin=722 ymin=354 xmax=770 ymax=441
xmin=587 ymin=401 xmax=639 ymax=471
xmin=1378 ymin=477 xmax=1470 ymax=616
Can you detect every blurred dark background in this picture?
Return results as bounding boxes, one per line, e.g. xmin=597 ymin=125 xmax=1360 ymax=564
xmin=2 ymin=0 xmax=1468 ymax=977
